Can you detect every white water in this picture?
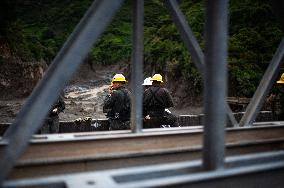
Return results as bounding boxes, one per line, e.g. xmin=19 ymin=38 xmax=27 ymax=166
xmin=65 ymin=85 xmax=109 ymax=101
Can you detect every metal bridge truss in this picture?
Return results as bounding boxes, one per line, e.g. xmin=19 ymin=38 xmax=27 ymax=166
xmin=0 ymin=0 xmax=284 ymax=187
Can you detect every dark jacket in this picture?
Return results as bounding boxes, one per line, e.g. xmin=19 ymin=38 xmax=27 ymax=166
xmin=271 ymin=92 xmax=284 ymax=120
xmin=143 ymin=86 xmax=174 ymax=116
xmin=103 ymin=86 xmax=131 ymax=121
xmin=49 ymin=95 xmax=65 ymax=117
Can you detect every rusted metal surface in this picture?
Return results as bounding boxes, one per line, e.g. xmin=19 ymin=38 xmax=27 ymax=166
xmin=3 ymin=124 xmax=284 ymax=179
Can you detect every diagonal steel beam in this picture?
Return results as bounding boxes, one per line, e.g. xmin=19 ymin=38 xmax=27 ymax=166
xmin=164 ymin=0 xmax=237 ymax=127
xmin=239 ymin=38 xmax=284 ymax=127
xmin=0 ymin=0 xmax=125 ymax=184
xmin=226 ymin=103 xmax=238 ymax=127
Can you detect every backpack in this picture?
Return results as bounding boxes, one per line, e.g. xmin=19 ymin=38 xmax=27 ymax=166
xmin=148 ymin=87 xmax=165 ymax=109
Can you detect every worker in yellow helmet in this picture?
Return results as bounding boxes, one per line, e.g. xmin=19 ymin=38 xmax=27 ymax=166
xmin=103 ymin=74 xmax=131 ymax=130
xmin=267 ymin=73 xmax=284 ymax=120
xmin=143 ymin=74 xmax=178 ymax=128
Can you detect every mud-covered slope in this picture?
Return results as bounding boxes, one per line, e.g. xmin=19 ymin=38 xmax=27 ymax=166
xmin=0 ymin=61 xmax=203 ymax=123
xmin=0 ymin=63 xmax=126 ymax=123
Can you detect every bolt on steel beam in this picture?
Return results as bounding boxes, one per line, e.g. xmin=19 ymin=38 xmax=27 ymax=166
xmin=164 ymin=0 xmax=238 ymax=127
xmin=0 ymin=0 xmax=125 ymax=184
xmin=203 ymin=0 xmax=229 ymax=170
xmin=239 ymin=38 xmax=284 ymax=127
xmin=131 ymin=0 xmax=144 ymax=133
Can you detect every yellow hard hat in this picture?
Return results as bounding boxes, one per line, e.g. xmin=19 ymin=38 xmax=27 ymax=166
xmin=277 ymin=73 xmax=284 ymax=84
xmin=112 ymin=74 xmax=127 ymax=83
xmin=151 ymin=74 xmax=163 ymax=83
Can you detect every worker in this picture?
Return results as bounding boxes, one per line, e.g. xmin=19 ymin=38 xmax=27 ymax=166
xmin=40 ymin=94 xmax=65 ymax=134
xmin=142 ymin=77 xmax=153 ymax=122
xmin=143 ymin=74 xmax=178 ymax=128
xmin=268 ymin=73 xmax=284 ymax=120
xmin=103 ymin=74 xmax=131 ymax=130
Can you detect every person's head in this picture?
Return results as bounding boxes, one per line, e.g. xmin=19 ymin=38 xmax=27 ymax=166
xmin=111 ymin=74 xmax=127 ymax=89
xmin=277 ymin=73 xmax=284 ymax=92
xmin=151 ymin=74 xmax=163 ymax=86
xmin=142 ymin=77 xmax=153 ymax=90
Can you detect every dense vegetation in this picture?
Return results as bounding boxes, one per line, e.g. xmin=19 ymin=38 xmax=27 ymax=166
xmin=0 ymin=0 xmax=282 ymax=97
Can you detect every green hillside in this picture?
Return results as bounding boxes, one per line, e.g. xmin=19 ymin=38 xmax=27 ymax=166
xmin=0 ymin=0 xmax=282 ymax=97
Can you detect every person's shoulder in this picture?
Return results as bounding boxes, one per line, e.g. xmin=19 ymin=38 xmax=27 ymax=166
xmin=160 ymin=87 xmax=169 ymax=92
xmin=111 ymin=89 xmax=120 ymax=95
xmin=112 ymin=88 xmax=127 ymax=96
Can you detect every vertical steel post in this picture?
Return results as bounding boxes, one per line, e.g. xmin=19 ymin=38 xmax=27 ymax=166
xmin=239 ymin=39 xmax=284 ymax=127
xmin=131 ymin=0 xmax=144 ymax=133
xmin=203 ymin=0 xmax=228 ymax=170
xmin=0 ymin=0 xmax=124 ymax=184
